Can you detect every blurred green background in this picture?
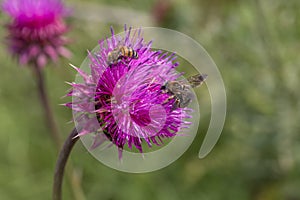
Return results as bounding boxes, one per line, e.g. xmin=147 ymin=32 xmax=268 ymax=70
xmin=1 ymin=0 xmax=300 ymax=199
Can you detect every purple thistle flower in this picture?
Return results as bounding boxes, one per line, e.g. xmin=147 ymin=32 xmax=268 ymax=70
xmin=2 ymin=0 xmax=71 ymax=68
xmin=67 ymin=26 xmax=192 ymax=158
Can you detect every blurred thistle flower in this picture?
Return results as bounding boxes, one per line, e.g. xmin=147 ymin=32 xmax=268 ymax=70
xmin=2 ymin=0 xmax=71 ymax=68
xmin=66 ymin=26 xmax=192 ymax=158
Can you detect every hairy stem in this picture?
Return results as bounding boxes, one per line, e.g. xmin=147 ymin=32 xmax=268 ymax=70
xmin=53 ymin=128 xmax=79 ymax=200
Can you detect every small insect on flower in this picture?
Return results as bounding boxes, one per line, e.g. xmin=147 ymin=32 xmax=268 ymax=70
xmin=161 ymin=74 xmax=207 ymax=109
xmin=68 ymin=26 xmax=195 ymax=159
xmin=107 ymin=46 xmax=138 ymax=66
xmin=187 ymin=74 xmax=208 ymax=88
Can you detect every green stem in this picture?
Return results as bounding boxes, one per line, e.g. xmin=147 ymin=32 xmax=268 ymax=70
xmin=32 ymin=65 xmax=85 ymax=199
xmin=53 ymin=128 xmax=79 ymax=200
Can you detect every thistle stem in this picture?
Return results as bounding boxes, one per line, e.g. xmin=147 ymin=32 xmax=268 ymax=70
xmin=32 ymin=66 xmax=85 ymax=199
xmin=53 ymin=128 xmax=79 ymax=200
xmin=33 ymin=65 xmax=61 ymax=147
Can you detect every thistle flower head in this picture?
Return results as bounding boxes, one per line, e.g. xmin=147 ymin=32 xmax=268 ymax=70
xmin=67 ymin=26 xmax=192 ymax=158
xmin=2 ymin=0 xmax=71 ymax=68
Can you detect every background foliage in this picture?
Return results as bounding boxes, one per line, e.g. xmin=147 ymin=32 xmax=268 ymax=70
xmin=0 ymin=0 xmax=299 ymax=199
